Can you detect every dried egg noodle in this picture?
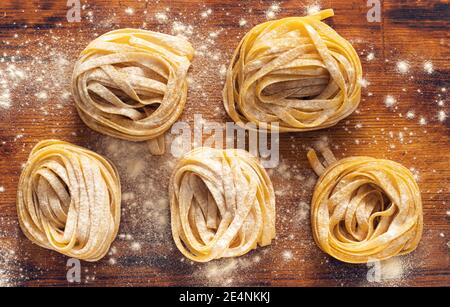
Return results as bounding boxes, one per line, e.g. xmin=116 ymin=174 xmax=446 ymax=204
xmin=72 ymin=29 xmax=194 ymax=154
xmin=169 ymin=147 xmax=276 ymax=262
xmin=223 ymin=9 xmax=362 ymax=132
xmin=307 ymin=147 xmax=423 ymax=263
xmin=16 ymin=140 xmax=121 ymax=262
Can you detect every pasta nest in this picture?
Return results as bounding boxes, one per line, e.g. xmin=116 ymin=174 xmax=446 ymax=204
xmin=223 ymin=9 xmax=362 ymax=132
xmin=16 ymin=140 xmax=121 ymax=261
xmin=307 ymin=147 xmax=423 ymax=263
xmin=72 ymin=28 xmax=194 ymax=154
xmin=169 ymin=147 xmax=276 ymax=262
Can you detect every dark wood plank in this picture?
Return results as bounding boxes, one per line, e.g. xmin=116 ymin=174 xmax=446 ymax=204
xmin=0 ymin=0 xmax=449 ymax=286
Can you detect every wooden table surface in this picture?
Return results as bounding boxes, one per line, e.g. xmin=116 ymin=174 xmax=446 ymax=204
xmin=0 ymin=0 xmax=449 ymax=287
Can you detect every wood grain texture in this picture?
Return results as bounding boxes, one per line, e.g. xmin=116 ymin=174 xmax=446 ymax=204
xmin=0 ymin=0 xmax=449 ymax=287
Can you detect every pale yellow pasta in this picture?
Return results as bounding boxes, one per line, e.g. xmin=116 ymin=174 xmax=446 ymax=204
xmin=16 ymin=140 xmax=121 ymax=262
xmin=72 ymin=28 xmax=194 ymax=154
xmin=307 ymin=147 xmax=423 ymax=264
xmin=223 ymin=9 xmax=362 ymax=132
xmin=169 ymin=147 xmax=276 ymax=262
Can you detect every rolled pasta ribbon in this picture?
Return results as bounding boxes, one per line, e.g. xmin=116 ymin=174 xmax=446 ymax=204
xmin=72 ymin=28 xmax=194 ymax=155
xmin=169 ymin=147 xmax=276 ymax=262
xmin=16 ymin=140 xmax=121 ymax=262
xmin=223 ymin=9 xmax=362 ymax=132
xmin=307 ymin=147 xmax=423 ymax=263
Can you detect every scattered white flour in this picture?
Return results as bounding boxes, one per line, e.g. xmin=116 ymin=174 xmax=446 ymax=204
xmin=0 ymin=63 xmax=27 ymax=109
xmin=124 ymin=7 xmax=134 ymax=15
xmin=0 ymin=247 xmax=16 ymax=287
xmin=384 ymin=95 xmax=397 ymax=108
xmin=437 ymin=110 xmax=447 ymax=122
xmin=171 ymin=21 xmax=194 ymax=38
xmin=379 ymin=257 xmax=406 ymax=280
xmin=306 ymin=3 xmax=321 ymax=15
xmin=202 ymin=259 xmax=238 ymax=285
xmin=294 ymin=201 xmax=310 ymax=223
xmin=125 ymin=159 xmax=146 ymax=179
xmin=366 ymin=52 xmax=375 ymax=61
xmin=0 ymin=186 xmax=4 ymax=193
xmin=122 ymin=191 xmax=135 ymax=202
xmin=396 ymin=61 xmax=410 ymax=74
xmin=239 ymin=18 xmax=247 ymax=27
xmin=108 ymin=257 xmax=117 ymax=265
xmin=398 ymin=131 xmax=404 ymax=143
xmin=130 ymin=242 xmax=141 ymax=251
xmin=0 ymin=89 xmax=11 ymax=109
xmin=314 ymin=135 xmax=330 ymax=150
xmin=197 ymin=255 xmax=262 ymax=286
xmin=423 ymin=61 xmax=434 ymax=74
xmin=209 ymin=31 xmax=220 ymax=38
xmin=61 ymin=90 xmax=71 ymax=101
xmin=406 ymin=111 xmax=415 ymax=119
xmin=409 ymin=167 xmax=420 ymax=181
xmin=155 ymin=12 xmax=169 ymax=24
xmin=219 ymin=64 xmax=227 ymax=78
xmin=200 ymin=8 xmax=212 ymax=19
xmin=359 ymin=78 xmax=369 ymax=88
xmin=419 ymin=116 xmax=427 ymax=126
xmin=282 ymin=250 xmax=293 ymax=261
xmin=35 ymin=91 xmax=48 ymax=100
xmin=276 ymin=161 xmax=292 ymax=180
xmin=266 ymin=2 xmax=281 ymax=19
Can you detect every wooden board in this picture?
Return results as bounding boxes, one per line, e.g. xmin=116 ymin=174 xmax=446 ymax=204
xmin=0 ymin=0 xmax=449 ymax=287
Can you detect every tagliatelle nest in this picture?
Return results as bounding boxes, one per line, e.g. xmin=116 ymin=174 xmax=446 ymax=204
xmin=169 ymin=147 xmax=276 ymax=262
xmin=16 ymin=140 xmax=121 ymax=262
xmin=72 ymin=28 xmax=194 ymax=154
xmin=307 ymin=147 xmax=423 ymax=264
xmin=223 ymin=9 xmax=362 ymax=132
